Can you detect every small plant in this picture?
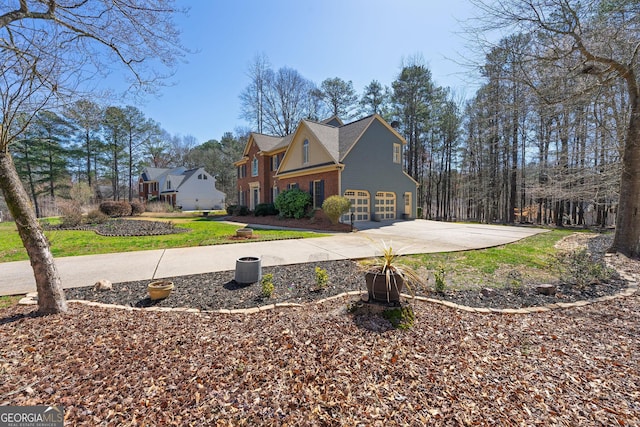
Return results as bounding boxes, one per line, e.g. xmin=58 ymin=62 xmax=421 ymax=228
xmin=557 ymin=248 xmax=615 ymax=288
xmin=321 ymin=196 xmax=351 ymax=224
xmin=261 ymin=273 xmax=275 ymax=298
xmin=382 ymin=306 xmax=415 ymax=329
xmin=433 ymin=264 xmax=446 ymax=294
xmin=507 ymin=270 xmax=523 ymax=294
xmin=363 ymin=240 xmax=424 ymax=302
xmin=315 ymin=266 xmax=329 ymax=289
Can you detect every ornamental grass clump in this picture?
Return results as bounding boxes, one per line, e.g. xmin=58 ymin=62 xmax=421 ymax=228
xmin=364 ymin=240 xmax=424 ymax=303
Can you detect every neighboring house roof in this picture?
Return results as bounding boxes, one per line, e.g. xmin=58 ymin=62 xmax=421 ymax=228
xmin=141 ymin=166 xmax=217 ymax=193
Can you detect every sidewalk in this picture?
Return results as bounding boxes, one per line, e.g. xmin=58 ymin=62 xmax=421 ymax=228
xmin=0 ymin=220 xmax=545 ymax=296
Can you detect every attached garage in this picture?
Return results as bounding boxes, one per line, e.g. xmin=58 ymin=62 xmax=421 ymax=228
xmin=375 ymin=191 xmax=396 ymax=220
xmin=343 ymin=189 xmax=370 ymax=221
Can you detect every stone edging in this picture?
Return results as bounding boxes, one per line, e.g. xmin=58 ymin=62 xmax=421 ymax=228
xmin=18 ymin=254 xmax=638 ymax=315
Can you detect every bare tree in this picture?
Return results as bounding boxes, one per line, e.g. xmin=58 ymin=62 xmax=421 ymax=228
xmin=0 ymin=1 xmax=184 ymax=314
xmin=239 ymin=53 xmax=271 ymax=134
xmin=262 ymin=67 xmax=317 ymax=136
xmin=469 ymin=0 xmax=640 ymax=256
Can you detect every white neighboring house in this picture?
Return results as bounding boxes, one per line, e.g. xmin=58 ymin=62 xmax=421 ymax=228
xmin=138 ymin=166 xmax=226 ymax=211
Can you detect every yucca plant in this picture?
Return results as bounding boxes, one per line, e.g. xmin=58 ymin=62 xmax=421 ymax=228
xmin=363 ymin=240 xmax=424 ymax=303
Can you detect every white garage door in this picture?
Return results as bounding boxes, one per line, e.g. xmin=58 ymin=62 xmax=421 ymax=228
xmin=343 ymin=190 xmax=370 ymax=221
xmin=375 ymin=191 xmax=396 ymax=220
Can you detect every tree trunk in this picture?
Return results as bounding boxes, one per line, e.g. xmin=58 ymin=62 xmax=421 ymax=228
xmin=0 ymin=150 xmax=67 ymax=314
xmin=611 ymin=91 xmax=640 ymax=257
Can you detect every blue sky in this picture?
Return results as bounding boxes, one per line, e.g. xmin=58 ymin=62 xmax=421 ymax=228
xmin=135 ymin=0 xmax=481 ymax=144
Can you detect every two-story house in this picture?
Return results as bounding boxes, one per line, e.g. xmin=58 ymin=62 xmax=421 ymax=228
xmin=139 ymin=166 xmax=226 ymax=211
xmin=234 ymin=114 xmax=418 ymax=222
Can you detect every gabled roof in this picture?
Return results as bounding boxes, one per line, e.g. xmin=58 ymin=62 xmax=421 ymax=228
xmin=320 ymin=116 xmax=344 ymax=127
xmin=303 ymin=120 xmax=340 ymax=162
xmin=239 ymin=114 xmax=407 ymax=171
xmin=268 ymin=133 xmax=293 ymax=153
xmin=251 ymin=134 xmax=283 ymax=152
xmin=141 ymin=166 xmax=187 ymax=182
xmin=338 ymin=115 xmax=377 ymax=161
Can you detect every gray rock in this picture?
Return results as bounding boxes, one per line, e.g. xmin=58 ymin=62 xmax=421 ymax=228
xmin=93 ymin=279 xmax=113 ymax=291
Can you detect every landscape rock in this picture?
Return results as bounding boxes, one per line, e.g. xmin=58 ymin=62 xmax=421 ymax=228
xmin=481 ymin=287 xmax=496 ymax=297
xmin=93 ymin=279 xmax=113 ymax=291
xmin=536 ymin=284 xmax=557 ymax=295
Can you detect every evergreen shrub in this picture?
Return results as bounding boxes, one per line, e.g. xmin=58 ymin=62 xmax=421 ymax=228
xmin=254 ymin=203 xmax=278 ymax=216
xmin=274 ymin=188 xmax=311 ymax=219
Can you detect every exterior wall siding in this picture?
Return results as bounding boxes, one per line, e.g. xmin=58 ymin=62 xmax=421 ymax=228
xmin=282 ymin=129 xmax=333 ymax=171
xmin=341 ymin=120 xmax=417 ymax=218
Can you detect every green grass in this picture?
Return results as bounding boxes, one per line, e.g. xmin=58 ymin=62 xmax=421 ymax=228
xmin=0 ymin=295 xmax=22 ymax=308
xmin=401 ymin=229 xmax=590 ymax=290
xmin=0 ymin=217 xmax=324 ymax=263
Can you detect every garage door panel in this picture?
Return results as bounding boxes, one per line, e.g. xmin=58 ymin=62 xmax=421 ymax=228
xmin=375 ymin=191 xmax=396 ymax=220
xmin=343 ymin=190 xmax=370 ymax=222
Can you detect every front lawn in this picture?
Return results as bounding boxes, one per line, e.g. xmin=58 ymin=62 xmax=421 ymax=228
xmin=0 ymin=217 xmax=324 ymax=263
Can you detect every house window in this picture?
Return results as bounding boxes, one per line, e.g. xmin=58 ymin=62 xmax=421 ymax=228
xmin=393 ymin=143 xmax=401 ymax=164
xmin=166 ymin=180 xmax=172 ymax=190
xmin=272 ymin=186 xmax=279 ymax=203
xmin=311 ymin=180 xmax=325 ymax=208
xmin=271 ymin=155 xmax=280 ymax=172
xmin=197 ymin=173 xmax=208 ymax=180
xmin=288 ymin=183 xmax=298 ymax=190
xmin=303 ymin=139 xmax=309 ymax=164
xmin=252 ymin=157 xmax=258 ymax=177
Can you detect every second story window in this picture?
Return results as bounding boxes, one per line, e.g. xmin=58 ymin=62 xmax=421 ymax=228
xmin=166 ymin=180 xmax=172 ymax=190
xmin=303 ymin=139 xmax=309 ymax=164
xmin=393 ymin=143 xmax=401 ymax=164
xmin=252 ymin=157 xmax=258 ymax=177
xmin=272 ymin=154 xmax=280 ymax=171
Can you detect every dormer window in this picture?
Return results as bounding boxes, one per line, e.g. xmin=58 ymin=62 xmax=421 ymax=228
xmin=252 ymin=157 xmax=258 ymax=177
xmin=303 ymin=139 xmax=309 ymax=164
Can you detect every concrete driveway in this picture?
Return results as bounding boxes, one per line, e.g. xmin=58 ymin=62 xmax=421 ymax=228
xmin=0 ymin=219 xmax=546 ymax=296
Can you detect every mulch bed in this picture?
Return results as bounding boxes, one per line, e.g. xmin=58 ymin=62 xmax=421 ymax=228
xmin=63 ymin=230 xmax=628 ymax=311
xmin=2 ymin=231 xmax=639 ymax=424
xmin=1 ymin=286 xmax=638 ymax=425
xmin=64 ymin=257 xmax=628 ymax=311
